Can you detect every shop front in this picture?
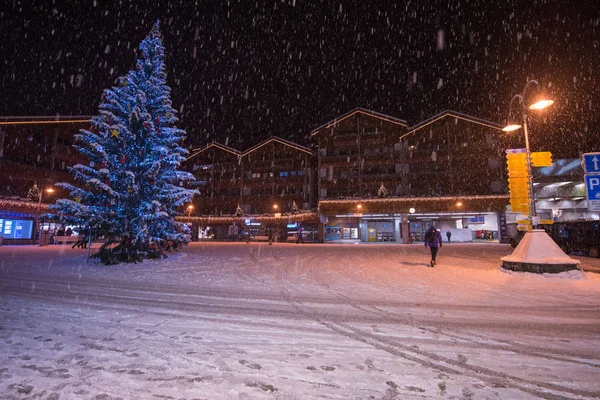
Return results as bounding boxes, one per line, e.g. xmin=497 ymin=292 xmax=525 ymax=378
xmin=0 ymin=212 xmax=36 ymax=244
xmin=324 ymin=216 xmax=360 ymax=241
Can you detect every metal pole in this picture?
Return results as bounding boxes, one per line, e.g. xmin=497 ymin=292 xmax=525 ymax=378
xmin=522 ymin=113 xmax=537 ymax=225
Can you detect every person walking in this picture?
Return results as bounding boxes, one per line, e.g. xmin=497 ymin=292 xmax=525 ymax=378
xmin=296 ymin=226 xmax=304 ymax=244
xmin=232 ymin=223 xmax=239 ymax=242
xmin=446 ymin=231 xmax=451 ymax=242
xmin=424 ymin=223 xmax=443 ymax=268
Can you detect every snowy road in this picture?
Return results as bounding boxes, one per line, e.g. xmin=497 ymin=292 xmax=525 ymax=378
xmin=1 ymin=243 xmax=600 ymax=399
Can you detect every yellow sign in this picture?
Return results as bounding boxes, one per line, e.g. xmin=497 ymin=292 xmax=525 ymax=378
xmin=510 ymin=205 xmax=530 ymax=213
xmin=531 ymin=151 xmax=552 ymax=167
xmin=516 ymin=219 xmax=531 ymax=225
xmin=517 ymin=224 xmax=532 ymax=231
xmin=539 ymin=219 xmax=554 ymax=225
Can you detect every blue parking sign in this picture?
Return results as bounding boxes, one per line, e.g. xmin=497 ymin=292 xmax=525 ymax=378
xmin=585 ymin=174 xmax=600 ymax=211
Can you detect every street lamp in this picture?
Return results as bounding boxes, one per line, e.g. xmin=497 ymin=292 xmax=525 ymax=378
xmin=186 ymin=204 xmax=194 ymax=217
xmin=38 ymin=187 xmax=55 ymax=207
xmin=503 ymin=80 xmax=554 ymax=222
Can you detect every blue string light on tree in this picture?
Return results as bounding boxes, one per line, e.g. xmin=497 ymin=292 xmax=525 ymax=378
xmin=50 ymin=20 xmax=198 ymax=265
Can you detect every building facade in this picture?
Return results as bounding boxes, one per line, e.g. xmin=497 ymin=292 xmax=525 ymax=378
xmin=1 ymin=111 xmax=593 ymax=245
xmin=312 ymin=109 xmax=511 ymax=243
xmin=0 ymin=116 xmax=89 ymax=244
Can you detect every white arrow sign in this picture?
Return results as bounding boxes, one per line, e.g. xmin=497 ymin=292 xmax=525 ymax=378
xmin=583 ymin=153 xmax=600 ymax=174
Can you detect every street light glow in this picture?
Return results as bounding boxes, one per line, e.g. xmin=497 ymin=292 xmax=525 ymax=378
xmin=529 ymin=99 xmax=554 ymax=110
xmin=502 ymin=124 xmax=522 ymax=132
xmin=46 ymin=188 xmax=55 ymax=193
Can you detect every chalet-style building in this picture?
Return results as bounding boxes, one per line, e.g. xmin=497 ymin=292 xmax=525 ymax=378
xmin=1 ymin=110 xmax=591 ymax=245
xmin=312 ymin=109 xmax=510 ymax=243
xmin=311 ymin=108 xmax=408 ymax=200
xmin=185 ymin=137 xmax=313 ymax=216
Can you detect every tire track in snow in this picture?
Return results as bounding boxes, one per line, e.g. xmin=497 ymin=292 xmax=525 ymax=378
xmin=273 ymin=254 xmax=600 ymax=400
xmin=297 ymin=253 xmax=600 ymax=368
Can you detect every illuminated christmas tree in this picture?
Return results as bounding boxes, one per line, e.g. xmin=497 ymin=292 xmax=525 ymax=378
xmin=52 ymin=21 xmax=197 ymax=264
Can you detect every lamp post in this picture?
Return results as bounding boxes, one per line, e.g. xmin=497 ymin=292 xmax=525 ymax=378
xmin=38 ymin=187 xmax=55 ymax=207
xmin=503 ymin=80 xmax=554 ymax=224
xmin=186 ymin=204 xmax=194 ymax=217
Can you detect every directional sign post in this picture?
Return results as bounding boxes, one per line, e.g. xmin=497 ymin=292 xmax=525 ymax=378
xmin=582 ymin=152 xmax=600 ymax=212
xmin=582 ymin=153 xmax=600 ymax=174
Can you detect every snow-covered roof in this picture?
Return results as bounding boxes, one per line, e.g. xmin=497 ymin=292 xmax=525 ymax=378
xmin=311 ymin=108 xmax=408 ymax=136
xmin=0 ymin=115 xmax=93 ymax=125
xmin=242 ymin=136 xmax=312 ymax=156
xmin=187 ymin=137 xmax=312 ymax=161
xmin=400 ymin=110 xmax=504 ymax=140
xmin=186 ymin=142 xmax=242 ymax=160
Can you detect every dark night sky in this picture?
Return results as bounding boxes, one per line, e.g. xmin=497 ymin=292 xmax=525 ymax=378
xmin=1 ymin=0 xmax=599 ymax=156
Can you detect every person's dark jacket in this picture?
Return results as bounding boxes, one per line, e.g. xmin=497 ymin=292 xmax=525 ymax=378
xmin=424 ymin=228 xmax=443 ymax=248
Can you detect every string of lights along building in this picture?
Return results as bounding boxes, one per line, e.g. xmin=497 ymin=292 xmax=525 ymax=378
xmin=0 ymin=108 xmax=594 ymax=245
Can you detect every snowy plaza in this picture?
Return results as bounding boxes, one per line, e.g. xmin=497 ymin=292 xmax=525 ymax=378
xmin=1 ymin=242 xmax=600 ymax=399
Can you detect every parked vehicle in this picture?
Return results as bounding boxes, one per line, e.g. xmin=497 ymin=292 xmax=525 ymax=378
xmin=551 ymin=220 xmax=600 ymax=258
xmin=508 ymin=220 xmax=600 ymax=258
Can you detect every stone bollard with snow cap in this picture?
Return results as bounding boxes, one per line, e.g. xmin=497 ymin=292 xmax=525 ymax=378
xmin=501 ymin=229 xmax=580 ymax=274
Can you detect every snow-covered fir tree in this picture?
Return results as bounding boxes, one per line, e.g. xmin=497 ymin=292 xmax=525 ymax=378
xmin=52 ymin=21 xmax=197 ymax=264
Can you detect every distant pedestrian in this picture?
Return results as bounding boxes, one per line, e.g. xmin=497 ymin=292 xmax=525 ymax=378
xmin=446 ymin=231 xmax=451 ymax=243
xmin=65 ymin=227 xmax=73 ymax=236
xmin=424 ymin=223 xmax=443 ymax=268
xmin=232 ymin=223 xmax=239 ymax=241
xmin=267 ymin=228 xmax=274 ymax=245
xmin=296 ymin=226 xmax=304 ymax=244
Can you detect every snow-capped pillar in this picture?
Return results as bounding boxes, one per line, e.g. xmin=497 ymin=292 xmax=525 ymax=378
xmin=501 ymin=229 xmax=580 ymax=273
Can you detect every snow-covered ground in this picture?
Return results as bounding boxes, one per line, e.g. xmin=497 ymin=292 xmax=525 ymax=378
xmin=1 ymin=242 xmax=600 ymax=399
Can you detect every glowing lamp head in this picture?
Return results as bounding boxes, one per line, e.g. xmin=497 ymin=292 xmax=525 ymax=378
xmin=187 ymin=205 xmax=194 ymax=210
xmin=528 ymin=99 xmax=554 ymax=110
xmin=45 ymin=188 xmax=55 ymax=193
xmin=456 ymin=202 xmax=463 ymax=207
xmin=409 ymin=207 xmax=416 ymax=214
xmin=502 ymin=124 xmax=522 ymax=132
xmin=357 ymin=204 xmax=363 ymax=210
